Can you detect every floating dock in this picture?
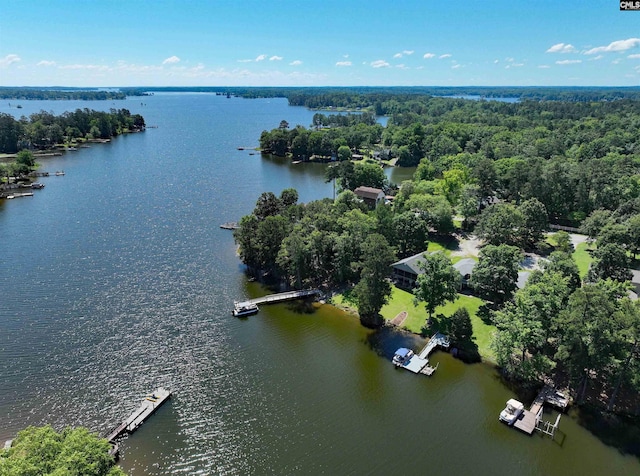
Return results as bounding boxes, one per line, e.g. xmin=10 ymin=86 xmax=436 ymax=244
xmin=393 ymin=332 xmax=450 ymax=376
xmin=233 ymin=289 xmax=320 ymax=316
xmin=105 ymin=387 xmax=171 ymax=454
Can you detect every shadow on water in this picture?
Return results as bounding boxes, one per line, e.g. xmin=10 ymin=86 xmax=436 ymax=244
xmin=363 ymin=325 xmax=426 ymax=361
xmin=574 ymin=406 xmax=640 ymax=459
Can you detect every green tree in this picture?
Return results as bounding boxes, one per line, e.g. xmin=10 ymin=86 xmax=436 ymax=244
xmin=414 ymin=252 xmax=460 ymax=321
xmin=587 ymin=242 xmax=632 ymax=283
xmin=543 ymin=251 xmax=581 ymax=292
xmin=449 ymin=307 xmax=473 ymax=344
xmin=458 ymin=184 xmax=481 ymax=228
xmin=469 ymin=244 xmax=522 ymax=304
xmin=337 ymin=145 xmax=351 ymax=162
xmin=607 ymin=298 xmax=640 ymax=411
xmin=16 ymin=149 xmax=35 ymax=168
xmin=474 ymin=203 xmax=525 ymax=247
xmin=625 ymin=214 xmax=640 ymax=258
xmin=579 ymin=209 xmax=613 ymax=243
xmin=518 ymin=198 xmax=549 ymax=249
xmin=392 ymin=212 xmax=429 ymax=258
xmin=353 ymin=161 xmax=387 ymax=190
xmin=553 ymin=231 xmax=574 ymax=253
xmin=352 ymin=234 xmax=396 ymax=328
xmin=555 ymin=283 xmax=622 ymax=403
xmin=0 ymin=425 xmax=125 ymax=475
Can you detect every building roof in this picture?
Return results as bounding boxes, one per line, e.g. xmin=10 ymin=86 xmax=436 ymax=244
xmin=391 ymin=251 xmax=428 ymax=275
xmin=453 ymin=258 xmax=476 ymax=277
xmin=354 ymin=186 xmax=384 ymax=200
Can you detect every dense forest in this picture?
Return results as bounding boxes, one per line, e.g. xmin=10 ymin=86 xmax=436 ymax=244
xmin=0 ymin=108 xmax=145 ymax=154
xmin=0 ymin=87 xmax=134 ymax=101
xmin=237 ymin=91 xmax=640 ymax=412
xmin=120 ymin=86 xmax=640 ymax=103
xmin=260 ymin=96 xmax=640 ymax=226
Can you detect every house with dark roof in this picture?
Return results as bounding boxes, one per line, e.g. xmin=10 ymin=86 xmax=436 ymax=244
xmin=391 ymin=252 xmax=427 ymax=289
xmin=391 ymin=250 xmax=532 ymax=295
xmin=453 ymin=258 xmax=476 ymax=289
xmin=354 ymin=186 xmax=385 ymax=208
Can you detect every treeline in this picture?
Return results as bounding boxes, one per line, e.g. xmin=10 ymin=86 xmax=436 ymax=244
xmin=0 ymin=87 xmax=128 ymax=101
xmin=260 ymin=95 xmax=640 ymax=225
xmin=0 ymin=108 xmax=145 ymax=153
xmin=259 ymin=113 xmax=383 ymax=159
xmin=120 ymin=86 xmax=640 ymax=103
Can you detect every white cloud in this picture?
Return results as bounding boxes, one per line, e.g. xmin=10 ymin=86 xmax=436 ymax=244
xmin=556 ymin=59 xmax=582 ymax=65
xmin=336 ymin=61 xmax=352 ymax=67
xmin=505 ymin=57 xmax=514 ymax=62
xmin=584 ymin=38 xmax=640 ymax=55
xmin=538 ymin=65 xmax=551 ymax=69
xmin=237 ymin=59 xmax=253 ymax=63
xmin=37 ymin=60 xmax=56 ymax=67
xmin=162 ymin=56 xmax=180 ymax=65
xmin=289 ymin=60 xmax=302 ymax=66
xmin=394 ymin=51 xmax=414 ymax=58
xmin=343 ymin=54 xmax=349 ymax=58
xmin=255 ymin=54 xmax=267 ymax=62
xmin=452 ymin=64 xmax=461 ymax=69
xmin=269 ymin=56 xmax=283 ymax=61
xmin=371 ymin=60 xmax=390 ymax=68
xmin=546 ymin=43 xmax=576 ymax=53
xmin=439 ymin=54 xmax=452 ymax=59
xmin=588 ymin=55 xmax=604 ymax=61
xmin=494 ymin=59 xmax=499 ymax=64
xmin=59 ymin=63 xmax=110 ymax=71
xmin=628 ymin=54 xmax=640 ymax=59
xmin=0 ymin=54 xmax=21 ymax=67
xmin=396 ymin=64 xmax=408 ymax=69
xmin=423 ymin=53 xmax=435 ymax=59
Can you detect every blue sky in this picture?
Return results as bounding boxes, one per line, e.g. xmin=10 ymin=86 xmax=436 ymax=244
xmin=1 ymin=0 xmax=639 ymax=87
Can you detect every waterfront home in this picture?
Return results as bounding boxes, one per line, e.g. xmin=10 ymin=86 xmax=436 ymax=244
xmin=354 ymin=186 xmax=385 ymax=208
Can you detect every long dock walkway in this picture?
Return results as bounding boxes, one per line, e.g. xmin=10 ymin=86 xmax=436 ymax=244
xmin=235 ymin=289 xmax=320 ymax=308
xmin=105 ymin=387 xmax=171 ymax=455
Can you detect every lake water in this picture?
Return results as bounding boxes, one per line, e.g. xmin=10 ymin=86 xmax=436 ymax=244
xmin=0 ymin=93 xmax=638 ymax=475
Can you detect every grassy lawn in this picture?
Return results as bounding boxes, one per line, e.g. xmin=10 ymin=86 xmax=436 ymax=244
xmin=332 ymin=285 xmax=496 ymax=361
xmin=379 ymin=285 xmax=496 ymax=361
xmin=573 ymin=241 xmax=593 ymax=278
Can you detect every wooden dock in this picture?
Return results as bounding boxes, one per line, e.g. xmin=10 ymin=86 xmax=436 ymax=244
xmin=393 ymin=332 xmax=450 ymax=376
xmin=220 ymin=222 xmax=239 ymax=230
xmin=511 ymin=385 xmax=568 ymax=435
xmin=235 ymin=289 xmax=320 ymax=309
xmin=105 ymin=388 xmax=171 ymax=445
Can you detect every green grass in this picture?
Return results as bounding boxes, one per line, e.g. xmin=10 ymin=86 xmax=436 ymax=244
xmin=573 ymin=242 xmax=593 ymax=278
xmin=378 ymin=285 xmax=496 ymax=361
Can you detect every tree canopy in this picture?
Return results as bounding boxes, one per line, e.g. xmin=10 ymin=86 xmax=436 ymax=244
xmin=0 ymin=425 xmax=125 ymax=476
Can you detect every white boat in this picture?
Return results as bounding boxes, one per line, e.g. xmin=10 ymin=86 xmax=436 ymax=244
xmin=499 ymin=399 xmax=525 ymax=425
xmin=233 ymin=301 xmax=259 ymax=317
xmin=31 ymin=182 xmax=45 ymax=189
xmin=392 ymin=347 xmax=414 ymax=366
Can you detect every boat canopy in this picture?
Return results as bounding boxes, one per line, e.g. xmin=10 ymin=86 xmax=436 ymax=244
xmin=394 ymin=348 xmax=412 ymax=357
xmin=506 ymin=398 xmax=524 ymax=409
